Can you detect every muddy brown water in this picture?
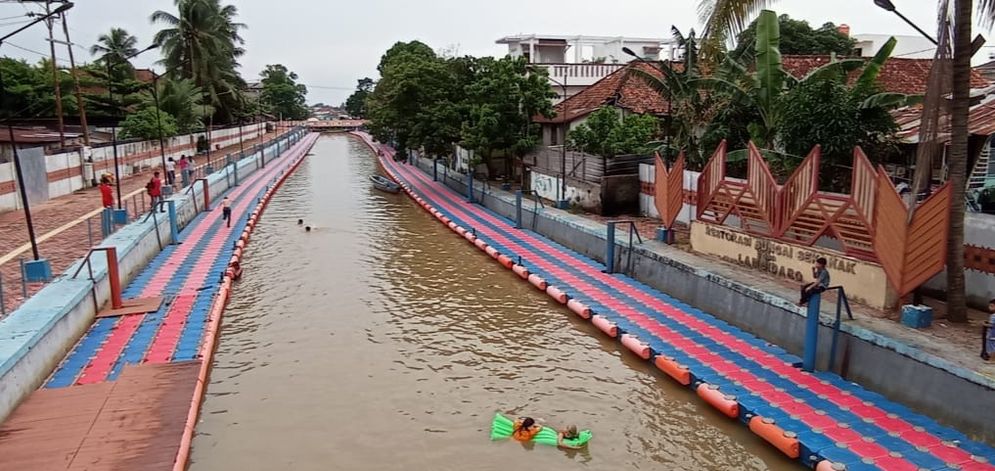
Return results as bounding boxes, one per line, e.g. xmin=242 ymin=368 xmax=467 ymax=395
xmin=189 ymin=135 xmax=795 ymax=470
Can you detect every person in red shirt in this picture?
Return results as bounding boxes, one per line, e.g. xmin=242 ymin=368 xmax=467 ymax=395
xmin=147 ymin=171 xmax=164 ymax=212
xmin=99 ymin=176 xmax=114 ymax=208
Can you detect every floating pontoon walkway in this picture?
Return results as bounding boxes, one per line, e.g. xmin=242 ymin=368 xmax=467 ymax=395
xmin=0 ymin=133 xmax=318 ymax=470
xmin=364 ymin=134 xmax=995 ymax=471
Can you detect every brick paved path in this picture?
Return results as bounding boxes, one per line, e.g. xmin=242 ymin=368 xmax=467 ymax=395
xmin=0 ymin=132 xmax=279 ymax=316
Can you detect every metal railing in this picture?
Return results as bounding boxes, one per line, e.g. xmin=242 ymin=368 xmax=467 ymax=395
xmin=70 ymin=247 xmax=121 ymax=315
xmin=514 ymin=190 xmax=546 ymax=231
xmin=605 ymin=220 xmax=643 ymax=276
xmin=825 ymin=285 xmax=855 ymax=373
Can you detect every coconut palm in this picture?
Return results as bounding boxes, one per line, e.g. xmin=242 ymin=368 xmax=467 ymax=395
xmin=89 ymin=28 xmax=139 ymax=67
xmin=142 ymin=77 xmax=205 ymax=133
xmin=150 ymin=0 xmax=246 ymax=122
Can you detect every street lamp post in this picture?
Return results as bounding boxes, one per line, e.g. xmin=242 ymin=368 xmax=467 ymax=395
xmin=0 ymin=2 xmax=73 ymax=277
xmin=149 ymin=71 xmax=167 ymax=180
xmin=872 ymin=0 xmax=939 ymax=45
xmin=105 ymin=43 xmax=157 ymax=209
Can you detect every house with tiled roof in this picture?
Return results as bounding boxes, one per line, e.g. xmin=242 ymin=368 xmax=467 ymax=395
xmin=535 ymin=55 xmax=990 ymax=147
xmin=534 ymin=61 xmax=670 ymax=147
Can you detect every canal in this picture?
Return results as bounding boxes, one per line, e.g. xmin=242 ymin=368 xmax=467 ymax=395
xmin=189 ymin=134 xmax=794 ymax=470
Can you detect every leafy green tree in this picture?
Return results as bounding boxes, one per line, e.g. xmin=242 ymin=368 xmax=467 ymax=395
xmin=119 ymin=107 xmax=178 ymax=140
xmin=259 ymin=64 xmax=308 ymax=120
xmin=344 ymin=77 xmax=374 ymax=118
xmin=366 ymin=43 xmax=460 ymax=157
xmin=780 ymin=77 xmax=901 ymax=189
xmin=0 ymin=58 xmax=51 ymax=119
xmin=569 ymin=107 xmax=660 ymax=157
xmin=700 ymin=12 xmax=914 ymax=172
xmin=460 ymin=56 xmax=555 ymax=175
xmin=732 ymin=14 xmax=855 ymax=59
xmin=377 ymin=41 xmax=435 ymax=74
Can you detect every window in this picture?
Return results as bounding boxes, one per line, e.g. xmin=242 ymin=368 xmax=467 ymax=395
xmin=550 ymin=126 xmax=558 ymax=146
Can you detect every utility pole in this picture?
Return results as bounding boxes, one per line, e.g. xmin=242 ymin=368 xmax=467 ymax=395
xmin=43 ymin=1 xmax=65 ymax=148
xmin=59 ymin=11 xmax=89 ymax=147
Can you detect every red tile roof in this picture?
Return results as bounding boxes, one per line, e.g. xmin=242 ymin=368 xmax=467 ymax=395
xmin=540 ymin=56 xmax=991 ymax=123
xmin=894 ymin=98 xmax=995 ymax=142
xmin=537 ymin=61 xmax=671 ymax=123
xmin=780 ymin=56 xmax=989 ymax=95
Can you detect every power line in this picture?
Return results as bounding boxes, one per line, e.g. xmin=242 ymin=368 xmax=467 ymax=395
xmin=5 ymin=40 xmax=72 ymax=65
xmin=303 ymin=84 xmax=354 ymax=91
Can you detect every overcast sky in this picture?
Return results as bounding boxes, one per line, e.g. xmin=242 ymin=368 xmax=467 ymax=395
xmin=0 ymin=0 xmax=981 ymax=105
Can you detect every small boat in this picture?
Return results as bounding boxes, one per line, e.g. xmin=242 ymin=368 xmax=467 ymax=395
xmin=370 ymin=174 xmax=401 ymax=194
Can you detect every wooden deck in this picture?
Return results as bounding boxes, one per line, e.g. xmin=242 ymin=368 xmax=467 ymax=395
xmin=0 ymin=361 xmax=199 ymax=470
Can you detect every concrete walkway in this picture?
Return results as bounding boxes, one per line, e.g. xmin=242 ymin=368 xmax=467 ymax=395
xmin=0 ymin=133 xmax=318 ymax=470
xmin=0 ymin=132 xmax=280 ymax=316
xmin=582 ymin=213 xmax=995 ymax=386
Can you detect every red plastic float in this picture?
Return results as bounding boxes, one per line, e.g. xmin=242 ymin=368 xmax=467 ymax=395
xmin=566 ymin=299 xmax=591 ymax=319
xmin=591 ymin=315 xmax=618 ymax=337
xmin=474 ymin=239 xmax=488 ymax=251
xmin=512 ymin=264 xmax=530 ymax=279
xmin=497 ymin=254 xmax=514 ymax=269
xmin=527 ymin=273 xmax=547 ymax=291
xmin=464 ymin=232 xmax=476 ymax=243
xmin=456 ymin=227 xmax=468 ymax=237
xmin=654 ymin=356 xmax=691 ymax=385
xmin=546 ymin=286 xmax=568 ymax=304
xmin=696 ymin=383 xmax=739 ymax=418
xmin=621 ymin=334 xmax=651 ymax=359
xmin=748 ymin=416 xmax=800 ymax=459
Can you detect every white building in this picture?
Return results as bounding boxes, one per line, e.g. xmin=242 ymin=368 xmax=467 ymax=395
xmin=852 ymin=33 xmax=936 ymax=59
xmin=496 ymin=34 xmax=676 ymax=103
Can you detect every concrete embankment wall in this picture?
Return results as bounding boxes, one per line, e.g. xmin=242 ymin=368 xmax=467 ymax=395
xmin=420 ymin=157 xmax=995 ymax=443
xmin=0 ymin=123 xmax=269 ymax=212
xmin=0 ymin=128 xmax=307 ymax=423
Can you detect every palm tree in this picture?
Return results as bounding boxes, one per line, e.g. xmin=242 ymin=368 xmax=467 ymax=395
xmin=150 ymin=0 xmax=246 ymax=122
xmin=143 ymin=77 xmax=204 ymax=133
xmin=697 ymin=0 xmax=777 ymax=59
xmin=90 ymin=27 xmax=139 ymax=67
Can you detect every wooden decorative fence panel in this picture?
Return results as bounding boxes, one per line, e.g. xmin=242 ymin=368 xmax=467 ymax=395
xmin=696 ymin=142 xmax=729 ymax=223
xmin=901 ymin=184 xmax=950 ymax=295
xmin=778 ymin=147 xmax=823 ymax=244
xmin=654 ymin=152 xmax=685 ymax=228
xmin=872 ymin=170 xmax=910 ymax=291
xmin=690 ymin=139 xmax=952 ymax=296
xmin=744 ymin=143 xmax=780 ymax=234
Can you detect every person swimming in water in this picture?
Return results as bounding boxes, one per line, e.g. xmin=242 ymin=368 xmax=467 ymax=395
xmin=557 ymin=425 xmax=583 ymax=449
xmin=305 ymin=226 xmax=311 ymax=232
xmin=297 ymin=219 xmax=304 ymax=225
xmin=512 ymin=417 xmax=542 ymax=442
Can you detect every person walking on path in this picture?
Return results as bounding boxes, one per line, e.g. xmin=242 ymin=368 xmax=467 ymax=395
xmin=799 ymin=257 xmax=830 ymax=306
xmin=221 ymin=196 xmax=232 ymax=228
xmin=178 ymin=155 xmax=191 ymax=187
xmin=165 ymin=157 xmax=176 ymax=187
xmin=983 ymin=299 xmax=995 ymax=361
xmin=147 ymin=171 xmax=164 ymax=213
xmin=99 ymin=176 xmax=114 ymax=209
xmin=99 ymin=175 xmax=115 ymax=236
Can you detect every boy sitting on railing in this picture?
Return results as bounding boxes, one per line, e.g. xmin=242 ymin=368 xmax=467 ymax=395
xmin=799 ymin=257 xmax=830 ymax=306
